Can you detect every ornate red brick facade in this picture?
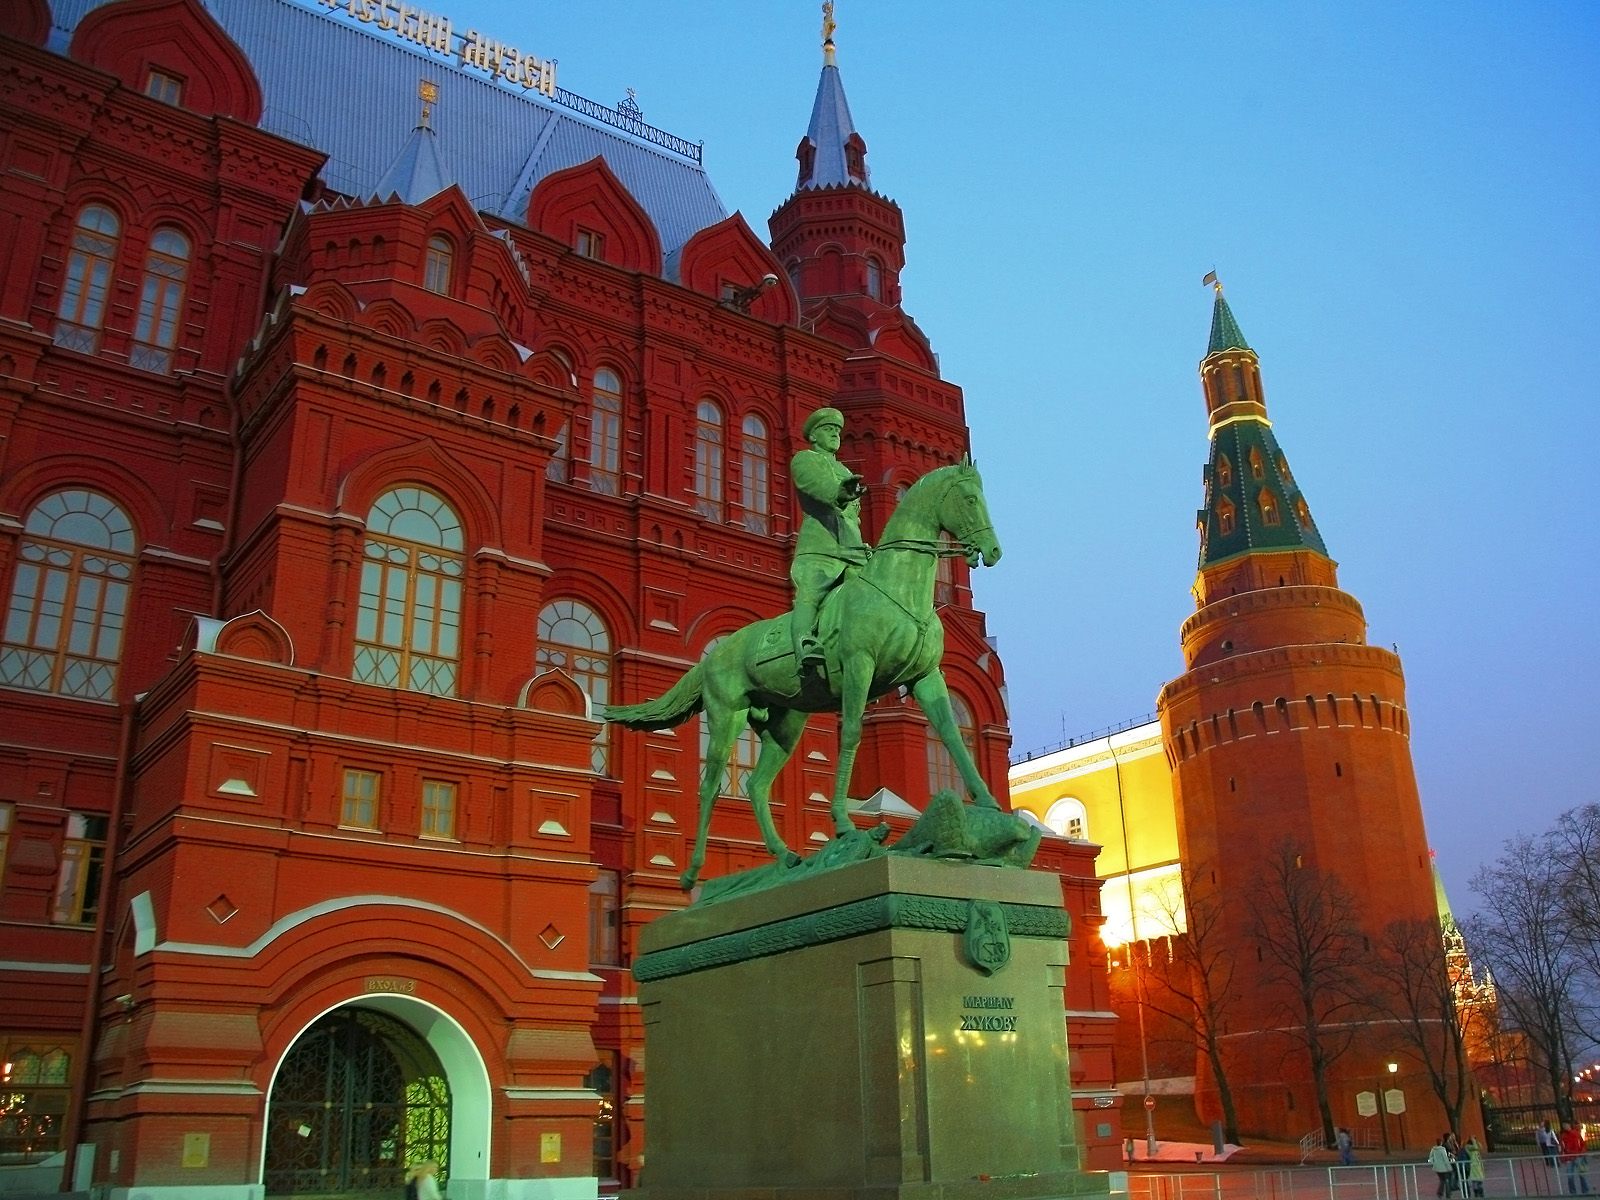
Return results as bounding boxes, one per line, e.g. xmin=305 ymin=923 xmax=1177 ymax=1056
xmin=0 ymin=2 xmax=1116 ymax=1195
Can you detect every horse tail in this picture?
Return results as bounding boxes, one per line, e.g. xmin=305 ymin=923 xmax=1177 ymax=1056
xmin=604 ymin=663 xmax=705 ymax=731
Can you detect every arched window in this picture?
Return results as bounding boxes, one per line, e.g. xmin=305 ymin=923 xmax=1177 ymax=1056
xmin=587 ymin=369 xmax=623 ymax=495
xmin=865 ymin=256 xmax=883 ymax=301
xmin=131 ymin=227 xmax=191 ymax=373
xmin=692 ymin=400 xmax=725 ymax=521
xmin=0 ymin=490 xmax=135 ymax=700
xmin=925 ymin=692 xmax=977 ymax=798
xmin=353 ymin=487 xmax=464 ymax=696
xmin=1217 ymin=497 xmax=1236 ymax=536
xmin=1045 ymin=797 xmax=1088 ymax=841
xmin=1249 ymin=446 xmax=1265 ymax=480
xmin=739 ymin=414 xmax=770 ymax=534
xmin=424 ymin=235 xmax=453 ymax=295
xmin=54 ymin=205 xmax=120 ymax=353
xmin=536 ymin=600 xmax=612 ymax=773
xmin=699 ymin=636 xmax=759 ymax=796
xmin=545 ymin=350 xmax=574 ymax=483
xmin=1215 ymin=454 xmax=1233 ymax=489
xmin=1258 ymin=488 xmax=1281 ymax=526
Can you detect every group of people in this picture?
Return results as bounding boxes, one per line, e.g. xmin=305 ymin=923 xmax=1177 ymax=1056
xmin=1426 ymin=1132 xmax=1486 ymax=1198
xmin=1537 ymin=1120 xmax=1592 ymax=1195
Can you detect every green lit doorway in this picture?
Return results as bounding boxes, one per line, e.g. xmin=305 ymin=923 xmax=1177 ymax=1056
xmin=265 ymin=1007 xmax=451 ymax=1196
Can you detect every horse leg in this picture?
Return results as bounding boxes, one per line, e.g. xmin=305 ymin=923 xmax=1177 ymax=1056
xmin=911 ymin=671 xmax=998 ymax=808
xmin=746 ymin=707 xmax=808 ymax=866
xmin=828 ymin=654 xmax=874 ymax=835
xmin=683 ymin=701 xmax=751 ymax=890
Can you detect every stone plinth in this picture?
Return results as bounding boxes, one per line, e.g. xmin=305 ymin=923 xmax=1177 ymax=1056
xmin=630 ymin=855 xmax=1114 ymax=1200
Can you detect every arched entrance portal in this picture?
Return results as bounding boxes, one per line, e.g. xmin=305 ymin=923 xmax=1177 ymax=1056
xmin=264 ymin=1007 xmax=450 ymax=1196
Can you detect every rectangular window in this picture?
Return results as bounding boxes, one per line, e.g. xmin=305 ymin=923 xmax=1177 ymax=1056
xmin=51 ymin=813 xmax=108 ymax=925
xmin=341 ymin=769 xmax=381 ymax=830
xmin=0 ymin=1036 xmax=75 ymax=1157
xmin=144 ymin=70 xmax=183 ymax=105
xmin=421 ymin=780 xmax=457 ymax=839
xmin=575 ymin=228 xmax=605 ymax=260
xmin=588 ymin=870 xmax=620 ymax=966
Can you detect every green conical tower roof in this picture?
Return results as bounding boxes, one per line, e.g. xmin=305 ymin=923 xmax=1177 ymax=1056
xmin=1207 ymin=292 xmax=1251 ymax=354
xmin=1195 ymin=287 xmax=1327 ymax=568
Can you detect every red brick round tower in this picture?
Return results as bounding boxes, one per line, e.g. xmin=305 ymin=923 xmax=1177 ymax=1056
xmin=1156 ymin=284 xmax=1438 ymax=1143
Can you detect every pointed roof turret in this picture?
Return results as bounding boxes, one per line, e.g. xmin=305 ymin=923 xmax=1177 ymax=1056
xmin=1193 ymin=279 xmax=1328 ymax=567
xmin=796 ymin=2 xmax=869 ymax=190
xmin=1207 ymin=287 xmax=1251 ymax=354
xmin=370 ymin=80 xmax=455 ymax=205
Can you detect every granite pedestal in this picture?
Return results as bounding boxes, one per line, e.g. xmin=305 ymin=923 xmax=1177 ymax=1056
xmin=629 ymin=854 xmax=1114 ymax=1200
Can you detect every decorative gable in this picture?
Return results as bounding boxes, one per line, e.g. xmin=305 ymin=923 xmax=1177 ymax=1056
xmin=525 ymin=157 xmax=662 ymax=276
xmin=1 ymin=0 xmax=50 ymax=46
xmin=70 ymin=0 xmax=263 ymax=124
xmin=867 ymin=310 xmax=937 ymax=372
xmin=675 ymin=214 xmax=797 ymax=326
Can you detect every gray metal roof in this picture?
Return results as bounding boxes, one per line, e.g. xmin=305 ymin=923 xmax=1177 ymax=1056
xmin=47 ymin=0 xmax=729 ymax=255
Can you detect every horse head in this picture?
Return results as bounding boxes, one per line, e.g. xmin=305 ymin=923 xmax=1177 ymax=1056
xmin=937 ymin=462 xmax=1001 ymax=568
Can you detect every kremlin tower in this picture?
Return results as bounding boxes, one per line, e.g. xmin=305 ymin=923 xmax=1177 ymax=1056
xmin=1156 ymin=283 xmax=1440 ymax=1139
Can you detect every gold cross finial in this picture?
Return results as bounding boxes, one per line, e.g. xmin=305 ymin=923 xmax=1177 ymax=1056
xmin=419 ymin=79 xmax=439 ymax=129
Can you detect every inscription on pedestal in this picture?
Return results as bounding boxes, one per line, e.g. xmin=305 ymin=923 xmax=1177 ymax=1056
xmin=960 ymin=994 xmax=1019 ymax=1033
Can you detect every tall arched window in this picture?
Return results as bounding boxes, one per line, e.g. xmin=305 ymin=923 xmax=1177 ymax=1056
xmin=536 ymin=600 xmax=612 ymax=773
xmin=54 ymin=205 xmax=120 ymax=353
xmin=1045 ymin=797 xmax=1088 ymax=841
xmin=698 ymin=636 xmax=759 ymax=796
xmin=424 ymin=235 xmax=453 ymax=295
xmin=131 ymin=227 xmax=191 ymax=373
xmin=692 ymin=400 xmax=724 ymax=521
xmin=0 ymin=490 xmax=135 ymax=700
xmin=925 ymin=692 xmax=977 ymax=798
xmin=353 ymin=487 xmax=464 ymax=696
xmin=588 ymin=369 xmax=623 ymax=495
xmin=865 ymin=256 xmax=883 ymax=301
xmin=739 ymin=414 xmax=770 ymax=534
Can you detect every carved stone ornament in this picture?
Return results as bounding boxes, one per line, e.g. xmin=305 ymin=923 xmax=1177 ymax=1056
xmin=963 ymin=898 xmax=1011 ymax=976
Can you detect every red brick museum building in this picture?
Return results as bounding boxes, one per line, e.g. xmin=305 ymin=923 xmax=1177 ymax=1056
xmin=0 ymin=2 xmax=1116 ymax=1197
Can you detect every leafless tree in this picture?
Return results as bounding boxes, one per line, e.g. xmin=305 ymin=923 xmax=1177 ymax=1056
xmin=1546 ymin=804 xmax=1600 ymax=1034
xmin=1249 ymin=840 xmax=1370 ymax=1143
xmin=1463 ymin=834 xmax=1583 ymax=1118
xmin=1141 ymin=864 xmax=1244 ymax=1144
xmin=1370 ymin=916 xmax=1483 ymax=1135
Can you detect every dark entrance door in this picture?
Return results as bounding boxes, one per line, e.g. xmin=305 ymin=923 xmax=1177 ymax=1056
xmin=265 ymin=1007 xmax=451 ymax=1196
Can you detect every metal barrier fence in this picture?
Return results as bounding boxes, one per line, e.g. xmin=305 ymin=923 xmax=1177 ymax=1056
xmin=1122 ymin=1154 xmax=1577 ymax=1200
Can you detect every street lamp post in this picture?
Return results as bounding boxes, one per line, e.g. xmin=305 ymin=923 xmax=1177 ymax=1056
xmin=1387 ymin=1062 xmax=1401 ymax=1151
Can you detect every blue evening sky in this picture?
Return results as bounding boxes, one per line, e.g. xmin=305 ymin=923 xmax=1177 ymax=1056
xmin=445 ymin=1 xmax=1597 ymax=909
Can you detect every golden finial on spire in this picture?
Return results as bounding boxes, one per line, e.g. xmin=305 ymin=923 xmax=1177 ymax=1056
xmin=1202 ymin=269 xmax=1223 ymax=296
xmin=822 ymin=2 xmax=837 ymax=66
xmin=419 ymin=79 xmax=439 ymax=129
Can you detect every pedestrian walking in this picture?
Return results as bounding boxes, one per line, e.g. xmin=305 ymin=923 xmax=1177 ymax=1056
xmin=1430 ymin=1137 xmax=1455 ymax=1198
xmin=1559 ymin=1124 xmax=1591 ymax=1196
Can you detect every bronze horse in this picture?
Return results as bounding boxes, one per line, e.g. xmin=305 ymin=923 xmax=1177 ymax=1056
xmin=606 ymin=461 xmax=1003 ymax=889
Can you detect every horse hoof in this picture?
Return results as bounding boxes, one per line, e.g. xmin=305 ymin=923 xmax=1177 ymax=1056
xmin=781 ymin=850 xmax=802 ymax=868
xmin=679 ymin=871 xmax=699 ymax=891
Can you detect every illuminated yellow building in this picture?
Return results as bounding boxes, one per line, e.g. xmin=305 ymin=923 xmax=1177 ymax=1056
xmin=1010 ymin=720 xmax=1183 ymax=949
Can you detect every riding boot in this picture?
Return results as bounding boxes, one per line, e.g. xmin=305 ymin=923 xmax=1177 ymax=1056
xmin=791 ymin=600 xmax=822 ymax=667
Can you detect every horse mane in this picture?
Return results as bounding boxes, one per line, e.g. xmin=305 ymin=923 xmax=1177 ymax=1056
xmin=880 ymin=462 xmax=976 ymax=543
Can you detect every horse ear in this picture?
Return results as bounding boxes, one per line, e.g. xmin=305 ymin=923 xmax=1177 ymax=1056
xmin=961 ymin=451 xmax=972 ymax=467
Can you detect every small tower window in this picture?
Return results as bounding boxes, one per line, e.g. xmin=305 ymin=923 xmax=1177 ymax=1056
xmin=145 ymin=69 xmax=183 ymax=105
xmin=1277 ymin=455 xmax=1293 ymax=483
xmin=1249 ymin=446 xmax=1265 ymax=480
xmin=1216 ymin=454 xmax=1233 ymax=489
xmin=576 ymin=228 xmax=605 ymax=260
xmin=1295 ymin=496 xmax=1312 ymax=526
xmin=1217 ymin=497 xmax=1236 ymax=536
xmin=423 ymin=235 xmax=453 ymax=295
xmin=865 ymin=256 xmax=883 ymax=301
xmin=1258 ymin=489 xmax=1280 ymax=526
